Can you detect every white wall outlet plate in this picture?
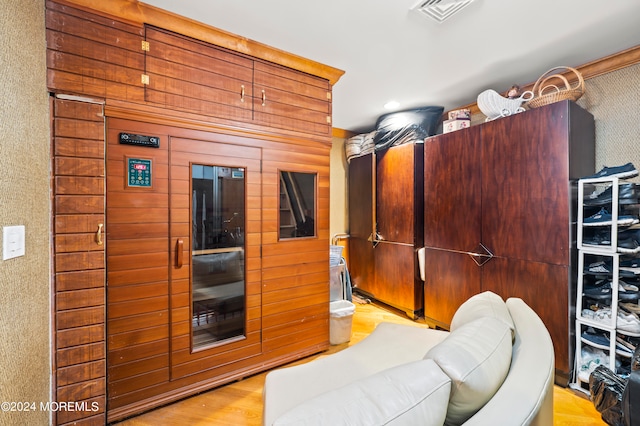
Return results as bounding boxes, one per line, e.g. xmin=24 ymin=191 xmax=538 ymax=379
xmin=3 ymin=225 xmax=25 ymax=260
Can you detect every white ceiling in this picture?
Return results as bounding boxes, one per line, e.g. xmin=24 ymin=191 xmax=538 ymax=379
xmin=141 ymin=0 xmax=640 ymax=133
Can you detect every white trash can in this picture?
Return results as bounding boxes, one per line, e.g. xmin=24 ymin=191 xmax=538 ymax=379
xmin=329 ymin=300 xmax=355 ymax=345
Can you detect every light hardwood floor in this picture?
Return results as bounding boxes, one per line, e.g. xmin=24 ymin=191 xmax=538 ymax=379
xmin=114 ymin=301 xmax=604 ymax=425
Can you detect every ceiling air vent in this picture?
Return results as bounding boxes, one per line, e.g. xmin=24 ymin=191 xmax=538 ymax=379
xmin=411 ymin=0 xmax=475 ymax=23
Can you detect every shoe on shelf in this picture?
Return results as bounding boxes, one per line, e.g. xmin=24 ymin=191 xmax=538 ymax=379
xmin=583 ymin=279 xmax=640 ymax=302
xmin=621 ymin=260 xmax=640 ymax=275
xmin=581 ymin=328 xmax=636 ymax=357
xmin=580 ymin=162 xmax=638 ymax=180
xmin=581 ymin=306 xmax=613 ymax=325
xmin=617 ymin=310 xmax=640 ymax=334
xmin=582 ymin=229 xmax=612 ymax=246
xmin=620 ymin=302 xmax=640 ymax=314
xmin=618 ymin=229 xmax=640 ymax=254
xmin=581 ymin=329 xmax=611 ymax=350
xmin=583 ymin=207 xmax=639 ymax=227
xmin=584 ymin=183 xmax=640 ymax=206
xmin=584 ymin=260 xmax=636 ymax=278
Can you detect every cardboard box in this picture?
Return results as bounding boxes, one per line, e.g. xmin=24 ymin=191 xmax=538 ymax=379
xmin=448 ymin=109 xmax=471 ymax=120
xmin=443 ymin=118 xmax=471 ymax=133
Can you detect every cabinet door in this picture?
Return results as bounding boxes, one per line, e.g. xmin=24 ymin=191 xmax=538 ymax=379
xmin=374 ymin=243 xmax=422 ymax=317
xmin=253 ymin=61 xmax=331 ymax=136
xmin=424 ymin=128 xmax=482 ymax=252
xmin=348 ymin=154 xmax=375 ymax=293
xmin=482 ymin=257 xmax=570 ymax=380
xmin=144 ymin=26 xmax=254 ymax=123
xmin=481 ymin=105 xmax=570 ymax=265
xmin=422 ymin=248 xmax=482 ymax=326
xmin=423 ymin=127 xmax=482 ymax=324
xmin=376 ymin=143 xmax=422 ymax=245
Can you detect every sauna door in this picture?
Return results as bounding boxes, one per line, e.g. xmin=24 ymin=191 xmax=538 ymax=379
xmin=168 ymin=136 xmax=263 ymax=380
xmin=106 ymin=119 xmax=262 ymax=411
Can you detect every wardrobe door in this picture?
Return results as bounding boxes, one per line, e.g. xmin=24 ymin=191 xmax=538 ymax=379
xmin=423 ymin=127 xmax=482 ymax=325
xmin=481 ymin=257 xmax=571 ymax=376
xmin=481 ymin=104 xmax=570 ymax=265
xmin=422 ymin=248 xmax=482 ymax=326
xmin=348 ymin=154 xmax=375 ymax=294
xmin=375 ymin=143 xmax=424 ymax=317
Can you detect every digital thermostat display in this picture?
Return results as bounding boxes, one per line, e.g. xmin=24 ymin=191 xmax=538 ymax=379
xmin=119 ymin=132 xmax=160 ymax=148
xmin=127 ymin=158 xmax=152 ymax=188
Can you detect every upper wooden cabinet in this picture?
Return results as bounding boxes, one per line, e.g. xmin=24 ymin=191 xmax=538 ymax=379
xmin=46 ymin=0 xmax=338 ymax=138
xmin=144 ymin=26 xmax=254 ymax=123
xmin=143 ymin=27 xmax=332 ymax=135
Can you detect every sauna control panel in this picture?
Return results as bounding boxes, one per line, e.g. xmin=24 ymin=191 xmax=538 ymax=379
xmin=119 ymin=132 xmax=160 ymax=148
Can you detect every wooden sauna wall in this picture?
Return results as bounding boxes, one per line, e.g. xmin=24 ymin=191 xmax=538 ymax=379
xmin=52 ymin=98 xmax=107 ymax=425
xmin=47 ymin=0 xmax=335 ymax=423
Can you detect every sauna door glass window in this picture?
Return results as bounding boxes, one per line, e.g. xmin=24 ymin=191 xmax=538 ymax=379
xmin=279 ymin=171 xmax=317 ymax=239
xmin=191 ymin=164 xmax=246 ymax=349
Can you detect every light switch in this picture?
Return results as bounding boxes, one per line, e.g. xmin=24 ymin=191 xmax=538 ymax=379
xmin=3 ymin=225 xmax=25 ymax=260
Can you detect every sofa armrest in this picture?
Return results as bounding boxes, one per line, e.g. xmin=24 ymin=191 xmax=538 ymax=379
xmin=463 ymin=298 xmax=554 ymax=426
xmin=262 ymin=322 xmax=448 ymax=426
xmin=271 ymin=359 xmax=451 ymax=426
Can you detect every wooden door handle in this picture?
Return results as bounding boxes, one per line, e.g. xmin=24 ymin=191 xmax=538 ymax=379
xmin=95 ymin=223 xmax=103 ymax=246
xmin=176 ymin=239 xmax=183 ymax=268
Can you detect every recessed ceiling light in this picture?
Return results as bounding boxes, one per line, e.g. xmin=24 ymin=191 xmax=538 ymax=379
xmin=384 ymin=101 xmax=400 ymax=110
xmin=411 ymin=0 xmax=475 ymax=23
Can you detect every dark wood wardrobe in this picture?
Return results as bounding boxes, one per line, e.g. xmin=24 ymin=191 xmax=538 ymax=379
xmin=348 ymin=142 xmax=424 ymax=318
xmin=422 ymin=100 xmax=595 ymax=385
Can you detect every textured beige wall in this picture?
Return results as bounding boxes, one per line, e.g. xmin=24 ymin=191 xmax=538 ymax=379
xmin=329 ymin=136 xmax=348 ymax=240
xmin=0 ymin=1 xmax=51 ymax=425
xmin=577 ymin=63 xmax=640 ymax=177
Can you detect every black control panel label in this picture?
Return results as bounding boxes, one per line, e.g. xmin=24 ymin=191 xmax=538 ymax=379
xmin=119 ymin=132 xmax=160 ymax=148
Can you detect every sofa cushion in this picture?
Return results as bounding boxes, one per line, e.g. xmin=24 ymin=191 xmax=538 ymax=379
xmin=273 ymin=359 xmax=451 ymax=426
xmin=450 ymin=291 xmax=515 ymax=340
xmin=424 ymin=316 xmax=513 ymax=425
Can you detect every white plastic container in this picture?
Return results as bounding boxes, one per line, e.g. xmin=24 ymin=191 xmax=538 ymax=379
xmin=329 ymin=300 xmax=355 ymax=345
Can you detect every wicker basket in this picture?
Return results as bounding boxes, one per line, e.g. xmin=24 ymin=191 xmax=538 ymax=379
xmin=525 ymin=66 xmax=585 ymax=108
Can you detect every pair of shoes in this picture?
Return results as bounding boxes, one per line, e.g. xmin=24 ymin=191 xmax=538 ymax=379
xmin=582 ymin=228 xmax=611 ymax=246
xmin=584 ymin=183 xmax=640 ymax=206
xmin=617 ymin=310 xmax=640 ymax=335
xmin=578 ymin=345 xmax=610 ymax=382
xmin=618 ymin=229 xmax=640 ymax=254
xmin=583 ymin=207 xmax=639 ymax=227
xmin=581 ymin=329 xmax=636 ymax=357
xmin=621 ymin=258 xmax=640 ymax=275
xmin=620 ymin=302 xmax=640 ymax=314
xmin=583 ymin=279 xmax=640 ymax=302
xmin=615 ymin=336 xmax=636 ymax=357
xmin=584 ymin=260 xmax=636 ymax=278
xmin=582 ymin=306 xmax=612 ymax=324
xmin=581 ymin=163 xmax=638 ymax=180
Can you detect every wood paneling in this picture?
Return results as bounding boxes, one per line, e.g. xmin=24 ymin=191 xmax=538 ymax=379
xmin=47 ymin=1 xmax=332 ymax=422
xmin=52 ymin=98 xmax=106 ymax=426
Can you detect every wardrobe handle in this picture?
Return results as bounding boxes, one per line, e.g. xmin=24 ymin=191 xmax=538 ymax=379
xmin=467 ymin=243 xmax=494 ymax=267
xmin=261 ymin=90 xmax=266 ymax=106
xmin=176 ymin=239 xmax=183 ymax=268
xmin=95 ymin=223 xmax=103 ymax=246
xmin=240 ymin=85 xmax=245 ymax=102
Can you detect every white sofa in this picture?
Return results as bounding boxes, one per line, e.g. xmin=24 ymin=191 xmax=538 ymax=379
xmin=262 ymin=291 xmax=554 ymax=426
